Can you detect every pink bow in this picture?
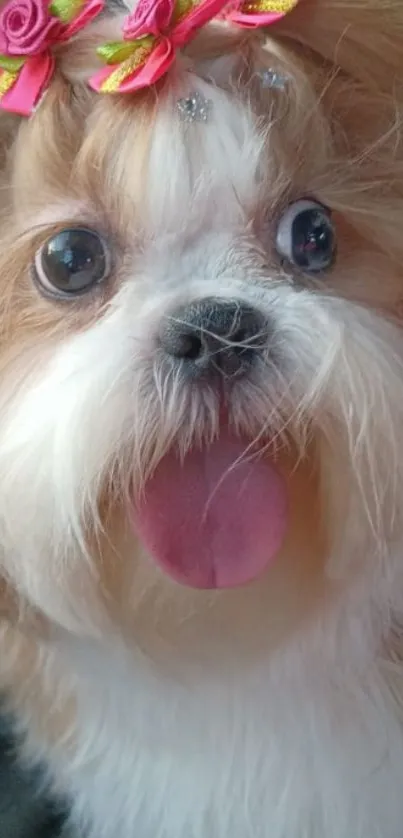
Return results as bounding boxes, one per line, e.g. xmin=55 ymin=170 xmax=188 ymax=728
xmin=0 ymin=0 xmax=104 ymax=115
xmin=90 ymin=0 xmax=228 ymax=95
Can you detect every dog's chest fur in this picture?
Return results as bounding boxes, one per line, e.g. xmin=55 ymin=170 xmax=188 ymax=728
xmin=34 ymin=616 xmax=403 ymax=838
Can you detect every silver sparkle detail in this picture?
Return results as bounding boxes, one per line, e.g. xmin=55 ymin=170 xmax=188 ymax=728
xmin=258 ymin=69 xmax=288 ymax=90
xmin=177 ymin=91 xmax=212 ymax=123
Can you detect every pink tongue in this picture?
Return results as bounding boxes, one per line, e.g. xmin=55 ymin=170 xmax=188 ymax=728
xmin=133 ymin=435 xmax=288 ymax=590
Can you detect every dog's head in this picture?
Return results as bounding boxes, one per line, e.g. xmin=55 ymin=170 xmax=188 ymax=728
xmin=0 ymin=0 xmax=402 ymax=662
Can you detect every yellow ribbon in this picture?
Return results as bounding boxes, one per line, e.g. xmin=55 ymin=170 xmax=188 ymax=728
xmin=241 ymin=0 xmax=297 ymax=11
xmin=172 ymin=0 xmax=195 ymax=24
xmin=0 ymin=68 xmax=19 ymax=99
xmin=97 ymin=39 xmax=153 ymax=65
xmin=99 ymin=38 xmax=156 ymax=92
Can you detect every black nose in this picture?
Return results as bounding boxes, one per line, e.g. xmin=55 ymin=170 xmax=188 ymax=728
xmin=159 ymin=298 xmax=266 ymax=377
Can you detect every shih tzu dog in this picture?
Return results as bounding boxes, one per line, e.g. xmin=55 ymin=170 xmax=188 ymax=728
xmin=0 ymin=0 xmax=402 ymax=836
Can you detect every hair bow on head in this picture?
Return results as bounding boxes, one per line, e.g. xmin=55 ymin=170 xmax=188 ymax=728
xmin=0 ymin=0 xmax=104 ymax=115
xmin=91 ymin=0 xmax=298 ymax=96
xmin=90 ymin=0 xmax=229 ymax=95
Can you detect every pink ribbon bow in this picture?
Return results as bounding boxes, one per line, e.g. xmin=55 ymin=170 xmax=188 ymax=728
xmin=91 ymin=0 xmax=299 ymax=95
xmin=0 ymin=0 xmax=104 ymax=115
xmin=89 ymin=0 xmax=229 ymax=95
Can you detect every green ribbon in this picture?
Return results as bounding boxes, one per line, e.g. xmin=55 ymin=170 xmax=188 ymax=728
xmin=49 ymin=0 xmax=83 ymax=23
xmin=97 ymin=36 xmax=155 ymax=66
xmin=0 ymin=55 xmax=25 ymax=72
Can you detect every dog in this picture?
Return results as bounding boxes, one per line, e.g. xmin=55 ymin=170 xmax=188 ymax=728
xmin=0 ymin=1 xmax=403 ymax=836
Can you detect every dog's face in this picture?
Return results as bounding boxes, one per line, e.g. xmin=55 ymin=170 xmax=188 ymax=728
xmin=0 ymin=1 xmax=402 ymax=662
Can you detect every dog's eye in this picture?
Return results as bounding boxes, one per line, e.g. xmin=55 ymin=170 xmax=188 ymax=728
xmin=275 ymin=200 xmax=336 ymax=273
xmin=34 ymin=228 xmax=110 ymax=297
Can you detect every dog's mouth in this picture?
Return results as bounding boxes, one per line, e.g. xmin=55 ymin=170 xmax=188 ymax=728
xmin=130 ymin=432 xmax=288 ymax=590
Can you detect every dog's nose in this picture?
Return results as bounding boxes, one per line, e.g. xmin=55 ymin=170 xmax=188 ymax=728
xmin=159 ymin=298 xmax=266 ymax=377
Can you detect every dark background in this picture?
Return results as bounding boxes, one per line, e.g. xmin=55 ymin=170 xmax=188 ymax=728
xmin=0 ymin=713 xmax=68 ymax=838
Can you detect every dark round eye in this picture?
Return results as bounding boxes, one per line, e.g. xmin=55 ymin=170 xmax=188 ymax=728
xmin=34 ymin=228 xmax=110 ymax=297
xmin=276 ymin=199 xmax=336 ymax=273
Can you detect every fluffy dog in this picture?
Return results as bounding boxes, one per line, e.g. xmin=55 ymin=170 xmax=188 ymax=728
xmin=0 ymin=1 xmax=403 ymax=837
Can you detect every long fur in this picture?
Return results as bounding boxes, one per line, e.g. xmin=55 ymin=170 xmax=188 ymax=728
xmin=1 ymin=1 xmax=403 ymax=836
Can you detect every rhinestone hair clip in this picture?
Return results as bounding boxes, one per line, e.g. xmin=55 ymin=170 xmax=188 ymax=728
xmin=177 ymin=91 xmax=212 ymax=123
xmin=259 ymin=68 xmax=289 ymax=89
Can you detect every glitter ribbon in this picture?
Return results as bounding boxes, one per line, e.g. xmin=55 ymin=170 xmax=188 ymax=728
xmin=0 ymin=68 xmax=19 ymax=97
xmin=99 ymin=39 xmax=156 ymax=92
xmin=227 ymin=0 xmax=298 ymax=28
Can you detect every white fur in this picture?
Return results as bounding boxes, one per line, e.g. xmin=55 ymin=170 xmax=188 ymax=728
xmin=2 ymin=63 xmax=403 ymax=838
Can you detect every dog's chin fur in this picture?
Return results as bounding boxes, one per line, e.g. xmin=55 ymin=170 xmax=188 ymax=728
xmin=2 ymin=1 xmax=403 ymax=836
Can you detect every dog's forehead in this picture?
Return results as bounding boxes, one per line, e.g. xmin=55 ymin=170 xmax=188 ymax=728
xmin=132 ymin=80 xmax=265 ymax=235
